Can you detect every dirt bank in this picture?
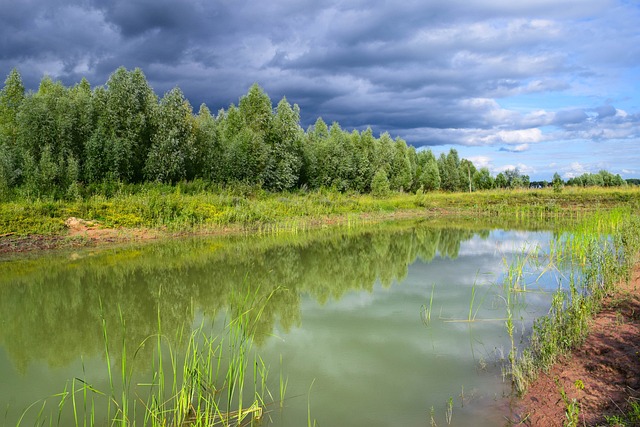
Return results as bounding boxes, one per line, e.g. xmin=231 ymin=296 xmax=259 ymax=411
xmin=0 ymin=217 xmax=162 ymax=254
xmin=0 ymin=210 xmax=446 ymax=255
xmin=514 ymin=266 xmax=640 ymax=426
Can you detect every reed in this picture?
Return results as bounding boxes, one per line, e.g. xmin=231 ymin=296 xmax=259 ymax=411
xmin=17 ymin=286 xmax=285 ymax=426
xmin=445 ymin=396 xmax=453 ymax=425
xmin=420 ymin=284 xmax=436 ymax=326
xmin=307 ymin=378 xmax=316 ymax=427
xmin=279 ymin=355 xmax=288 ymax=409
xmin=508 ymin=211 xmax=640 ymax=395
xmin=467 ymin=272 xmax=493 ymax=322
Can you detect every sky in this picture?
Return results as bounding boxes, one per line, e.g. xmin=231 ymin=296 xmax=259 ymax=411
xmin=1 ymin=0 xmax=639 ymax=181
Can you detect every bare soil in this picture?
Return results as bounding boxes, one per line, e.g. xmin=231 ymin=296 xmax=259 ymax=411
xmin=513 ymin=266 xmax=640 ymax=426
xmin=0 ymin=217 xmax=162 ymax=254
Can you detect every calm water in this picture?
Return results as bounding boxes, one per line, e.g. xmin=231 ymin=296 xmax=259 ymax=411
xmin=0 ymin=222 xmax=564 ymax=426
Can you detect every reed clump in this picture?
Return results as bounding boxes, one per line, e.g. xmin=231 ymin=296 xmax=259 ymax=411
xmin=18 ymin=287 xmax=284 ymax=427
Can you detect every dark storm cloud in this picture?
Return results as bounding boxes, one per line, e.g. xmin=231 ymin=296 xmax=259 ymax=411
xmin=96 ymin=0 xmax=200 ymax=37
xmin=1 ymin=0 xmax=639 ymax=162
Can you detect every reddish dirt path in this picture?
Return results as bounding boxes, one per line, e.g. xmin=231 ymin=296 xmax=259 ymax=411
xmin=514 ymin=266 xmax=640 ymax=426
xmin=0 ymin=217 xmax=163 ymax=254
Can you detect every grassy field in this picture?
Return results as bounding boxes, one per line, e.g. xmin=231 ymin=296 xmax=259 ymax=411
xmin=1 ymin=185 xmax=639 ymax=239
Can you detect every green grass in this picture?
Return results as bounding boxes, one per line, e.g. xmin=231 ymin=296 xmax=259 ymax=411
xmin=1 ymin=186 xmax=639 ymax=238
xmin=604 ymin=398 xmax=640 ymax=426
xmin=507 ymin=210 xmax=640 ymax=396
xmin=17 ymin=286 xmax=285 ymax=427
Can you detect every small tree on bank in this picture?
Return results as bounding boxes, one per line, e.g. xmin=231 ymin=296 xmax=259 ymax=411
xmin=552 ymin=172 xmax=563 ymax=193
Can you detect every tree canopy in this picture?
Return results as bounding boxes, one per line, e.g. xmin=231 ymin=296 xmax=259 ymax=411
xmin=0 ymin=67 xmax=629 ymax=201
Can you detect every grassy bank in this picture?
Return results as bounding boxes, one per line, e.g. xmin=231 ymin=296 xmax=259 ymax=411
xmin=1 ymin=186 xmax=639 ymax=239
xmin=507 ymin=211 xmax=640 ymax=396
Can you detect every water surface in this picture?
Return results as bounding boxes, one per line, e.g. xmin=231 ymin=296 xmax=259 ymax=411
xmin=0 ymin=222 xmax=562 ymax=426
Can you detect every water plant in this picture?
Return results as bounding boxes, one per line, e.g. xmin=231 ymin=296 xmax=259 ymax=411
xmin=467 ymin=271 xmax=493 ymax=322
xmin=429 ymin=406 xmax=437 ymax=427
xmin=445 ymin=396 xmax=453 ymax=425
xmin=17 ymin=286 xmax=285 ymax=427
xmin=507 ymin=210 xmax=640 ymax=395
xmin=420 ymin=284 xmax=436 ymax=326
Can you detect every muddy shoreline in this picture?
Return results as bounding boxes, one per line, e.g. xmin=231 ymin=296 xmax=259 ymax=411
xmin=512 ymin=266 xmax=640 ymax=426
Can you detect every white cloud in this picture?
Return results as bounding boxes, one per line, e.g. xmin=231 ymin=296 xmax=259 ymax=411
xmin=495 ymin=163 xmax=535 ymax=175
xmin=562 ymin=162 xmax=588 ymax=179
xmin=467 ymin=155 xmax=493 ymax=169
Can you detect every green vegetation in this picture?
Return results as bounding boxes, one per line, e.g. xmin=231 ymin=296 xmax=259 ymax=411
xmin=3 ymin=206 xmax=640 ymax=425
xmin=0 ymin=67 xmax=631 ymax=205
xmin=15 ymin=287 xmax=279 ymax=427
xmin=604 ymin=399 xmax=640 ymax=426
xmin=566 ymin=170 xmax=628 ymax=187
xmin=507 ymin=210 xmax=640 ymax=395
xmin=556 ymin=379 xmax=584 ymax=427
xmin=1 ymin=184 xmax=639 ymax=240
xmin=3 ymin=65 xmax=640 ymax=425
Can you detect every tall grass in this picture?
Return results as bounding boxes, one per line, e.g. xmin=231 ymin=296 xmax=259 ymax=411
xmin=507 ymin=210 xmax=640 ymax=395
xmin=18 ymin=286 xmax=285 ymax=426
xmin=2 ymin=186 xmax=638 ymax=238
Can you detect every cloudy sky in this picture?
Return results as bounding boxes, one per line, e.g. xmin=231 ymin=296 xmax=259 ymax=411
xmin=1 ymin=0 xmax=639 ymax=180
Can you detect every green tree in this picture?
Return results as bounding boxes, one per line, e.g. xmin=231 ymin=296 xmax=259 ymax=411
xmin=239 ymin=83 xmax=272 ymax=137
xmin=552 ymin=172 xmax=563 ymax=193
xmin=14 ymin=77 xmax=83 ymax=198
xmin=145 ymin=87 xmax=196 ymax=183
xmin=388 ymin=138 xmax=412 ymax=191
xmin=473 ymin=167 xmax=494 ymax=190
xmin=495 ymin=172 xmax=508 ymax=189
xmin=90 ymin=67 xmax=157 ymax=183
xmin=0 ymin=144 xmax=14 ymax=199
xmin=264 ymin=97 xmax=303 ymax=191
xmin=221 ymin=83 xmax=274 ymax=185
xmin=313 ymin=122 xmax=355 ymax=191
xmin=438 ymin=149 xmax=461 ymax=192
xmin=218 ymin=104 xmax=267 ymax=184
xmin=193 ymin=104 xmax=222 ymax=181
xmin=0 ymin=68 xmax=25 ymax=195
xmin=503 ymin=168 xmax=524 ymax=189
xmin=0 ymin=68 xmax=25 ymax=147
xmin=459 ymin=158 xmax=477 ymax=192
xmin=372 ymin=132 xmax=394 ymax=178
xmin=371 ymin=168 xmax=390 ymax=197
xmin=612 ymin=174 xmax=626 ymax=186
xmin=351 ymin=128 xmax=375 ymax=193
xmin=299 ymin=117 xmax=331 ymax=189
xmin=416 ymin=150 xmax=440 ymax=191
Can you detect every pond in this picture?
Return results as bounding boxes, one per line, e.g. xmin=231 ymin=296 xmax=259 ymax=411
xmin=0 ymin=221 xmax=568 ymax=426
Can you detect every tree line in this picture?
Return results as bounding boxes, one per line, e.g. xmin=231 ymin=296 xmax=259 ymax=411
xmin=0 ymin=67 xmax=629 ymax=200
